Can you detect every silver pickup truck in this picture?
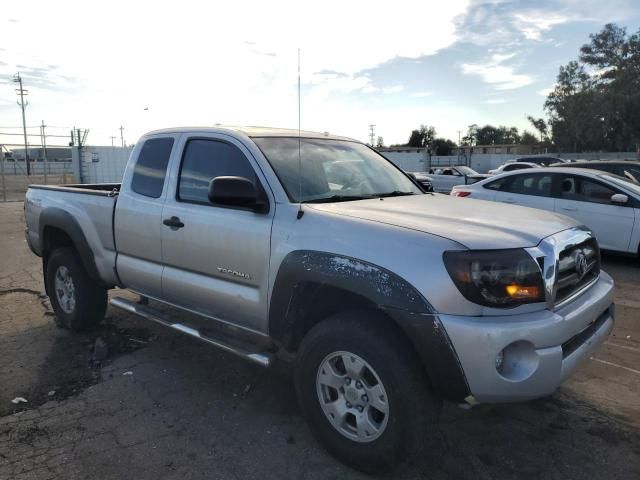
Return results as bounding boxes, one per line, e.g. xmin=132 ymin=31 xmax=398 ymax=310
xmin=24 ymin=126 xmax=614 ymax=473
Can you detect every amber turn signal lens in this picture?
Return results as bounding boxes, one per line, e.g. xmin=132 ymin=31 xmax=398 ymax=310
xmin=506 ymin=285 xmax=540 ymax=299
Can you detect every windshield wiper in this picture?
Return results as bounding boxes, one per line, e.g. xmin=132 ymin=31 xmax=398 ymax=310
xmin=302 ymin=195 xmax=373 ymax=204
xmin=372 ymin=191 xmax=417 ymax=198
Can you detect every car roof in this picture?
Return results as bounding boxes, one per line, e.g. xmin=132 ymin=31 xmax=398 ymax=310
xmin=560 ymin=160 xmax=640 ymax=166
xmin=144 ymin=125 xmax=355 ymax=142
xmin=468 ymin=167 xmax=610 ymax=185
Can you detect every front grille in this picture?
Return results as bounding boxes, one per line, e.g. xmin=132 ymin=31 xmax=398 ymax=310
xmin=555 ymin=238 xmax=600 ymax=304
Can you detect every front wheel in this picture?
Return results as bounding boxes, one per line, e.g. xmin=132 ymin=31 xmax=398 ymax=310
xmin=294 ymin=310 xmax=441 ymax=473
xmin=45 ymin=247 xmax=107 ymax=331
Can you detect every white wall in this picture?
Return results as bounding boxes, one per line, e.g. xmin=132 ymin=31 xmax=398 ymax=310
xmin=420 ymin=152 xmax=637 ymax=173
xmin=72 ymin=146 xmax=134 ymax=183
xmin=381 ymin=150 xmax=426 ymax=172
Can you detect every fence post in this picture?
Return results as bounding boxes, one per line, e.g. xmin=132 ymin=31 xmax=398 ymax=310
xmin=0 ymin=149 xmax=6 ymax=202
xmin=41 ymin=121 xmax=48 ymax=184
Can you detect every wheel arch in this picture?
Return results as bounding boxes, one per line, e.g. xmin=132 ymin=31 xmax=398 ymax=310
xmin=39 ymin=208 xmax=103 ymax=285
xmin=268 ymin=250 xmax=470 ymax=402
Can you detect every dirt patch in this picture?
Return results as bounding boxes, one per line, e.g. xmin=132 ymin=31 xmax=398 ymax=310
xmin=0 ymin=290 xmax=153 ymax=416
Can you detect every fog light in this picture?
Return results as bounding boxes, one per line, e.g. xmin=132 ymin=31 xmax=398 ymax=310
xmin=495 ymin=350 xmax=504 ymax=371
xmin=496 ymin=341 xmax=539 ymax=382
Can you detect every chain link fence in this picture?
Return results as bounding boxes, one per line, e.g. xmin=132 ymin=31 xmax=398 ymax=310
xmin=0 ymin=125 xmax=76 ymax=202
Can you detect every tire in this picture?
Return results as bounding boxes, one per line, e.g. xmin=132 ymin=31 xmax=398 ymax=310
xmin=294 ymin=310 xmax=441 ymax=473
xmin=45 ymin=247 xmax=107 ymax=331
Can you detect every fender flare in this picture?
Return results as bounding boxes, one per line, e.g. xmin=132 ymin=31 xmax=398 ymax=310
xmin=268 ymin=250 xmax=470 ymax=402
xmin=39 ymin=207 xmax=103 ymax=283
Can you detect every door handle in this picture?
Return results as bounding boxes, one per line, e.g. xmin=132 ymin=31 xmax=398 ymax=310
xmin=163 ymin=216 xmax=185 ymax=229
xmin=560 ymin=206 xmax=578 ymax=212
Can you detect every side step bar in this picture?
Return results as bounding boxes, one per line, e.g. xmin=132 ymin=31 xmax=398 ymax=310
xmin=109 ymin=297 xmax=273 ymax=367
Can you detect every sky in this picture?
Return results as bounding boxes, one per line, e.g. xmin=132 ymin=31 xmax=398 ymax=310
xmin=0 ymin=0 xmax=638 ymax=148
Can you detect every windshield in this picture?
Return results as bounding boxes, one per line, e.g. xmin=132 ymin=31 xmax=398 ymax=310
xmin=253 ymin=137 xmax=422 ymax=202
xmin=602 ymin=174 xmax=640 ymax=196
xmin=456 ymin=166 xmax=479 ymax=175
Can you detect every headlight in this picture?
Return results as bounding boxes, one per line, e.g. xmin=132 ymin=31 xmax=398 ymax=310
xmin=443 ymin=249 xmax=545 ymax=308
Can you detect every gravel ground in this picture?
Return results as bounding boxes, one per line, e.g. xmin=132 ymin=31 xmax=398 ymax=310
xmin=0 ymin=201 xmax=638 ymax=479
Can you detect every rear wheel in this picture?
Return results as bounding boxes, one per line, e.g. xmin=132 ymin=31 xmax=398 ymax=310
xmin=46 ymin=247 xmax=107 ymax=331
xmin=294 ymin=310 xmax=441 ymax=473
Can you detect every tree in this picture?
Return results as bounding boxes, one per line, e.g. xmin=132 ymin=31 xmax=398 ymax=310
xmin=469 ymin=124 xmax=520 ymax=145
xmin=544 ymin=61 xmax=600 ymax=151
xmin=431 ymin=138 xmax=457 ymax=156
xmin=527 ymin=116 xmax=548 ymax=142
xmin=407 ymin=125 xmax=437 ymax=148
xmin=407 ymin=130 xmax=422 ymax=147
xmin=520 ymin=130 xmax=539 ymax=146
xmin=375 ymin=136 xmax=385 ymax=148
xmin=461 ymin=124 xmax=478 ymax=146
xmin=544 ymin=24 xmax=640 ymax=152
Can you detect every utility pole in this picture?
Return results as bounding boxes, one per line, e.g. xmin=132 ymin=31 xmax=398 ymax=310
xmin=40 ymin=120 xmax=48 ymax=183
xmin=109 ymin=136 xmax=116 ymax=147
xmin=119 ymin=125 xmax=125 ymax=147
xmin=457 ymin=130 xmax=462 ymax=164
xmin=368 ymin=124 xmax=376 ymax=146
xmin=13 ymin=73 xmax=30 ymax=175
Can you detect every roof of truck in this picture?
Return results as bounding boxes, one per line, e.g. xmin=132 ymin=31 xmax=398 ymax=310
xmin=145 ymin=125 xmax=356 ymax=142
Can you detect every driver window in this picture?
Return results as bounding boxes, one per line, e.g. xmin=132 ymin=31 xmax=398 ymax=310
xmin=178 ymin=139 xmax=258 ymax=205
xmin=560 ymin=175 xmax=616 ymax=204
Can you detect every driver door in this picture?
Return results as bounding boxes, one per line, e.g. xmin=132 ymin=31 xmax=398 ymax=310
xmin=554 ymin=173 xmax=634 ymax=252
xmin=160 ymin=135 xmax=275 ymax=332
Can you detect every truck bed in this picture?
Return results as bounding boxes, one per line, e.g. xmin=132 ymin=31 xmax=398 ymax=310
xmin=24 ymin=183 xmax=121 ymax=287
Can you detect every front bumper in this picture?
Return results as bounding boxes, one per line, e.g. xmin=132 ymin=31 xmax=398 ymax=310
xmin=439 ymin=271 xmax=615 ymax=403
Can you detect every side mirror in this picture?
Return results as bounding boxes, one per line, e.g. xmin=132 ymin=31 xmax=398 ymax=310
xmin=208 ymin=176 xmax=268 ymax=212
xmin=611 ymin=193 xmax=629 ymax=205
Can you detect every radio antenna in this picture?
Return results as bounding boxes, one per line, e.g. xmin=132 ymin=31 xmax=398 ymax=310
xmin=297 ymin=48 xmax=304 ymax=219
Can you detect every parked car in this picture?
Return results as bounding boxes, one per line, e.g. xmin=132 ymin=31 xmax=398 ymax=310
xmin=550 ymin=160 xmax=640 ymax=184
xmin=451 ymin=167 xmax=640 ymax=255
xmin=488 ymin=162 xmax=541 ymax=175
xmin=509 ymin=156 xmax=567 ymax=166
xmin=426 ymin=165 xmax=490 ymax=193
xmin=407 ymin=171 xmax=434 ymax=192
xmin=24 ymin=127 xmax=614 ymax=472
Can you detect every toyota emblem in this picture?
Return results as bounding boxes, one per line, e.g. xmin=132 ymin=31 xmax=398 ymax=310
xmin=575 ymin=251 xmax=588 ymax=279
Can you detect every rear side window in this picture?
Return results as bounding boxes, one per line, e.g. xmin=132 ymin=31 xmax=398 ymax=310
xmin=483 ymin=177 xmax=510 ymax=191
xmin=178 ymin=139 xmax=257 ymax=204
xmin=508 ymin=173 xmax=553 ymax=196
xmin=131 ymin=138 xmax=174 ymax=198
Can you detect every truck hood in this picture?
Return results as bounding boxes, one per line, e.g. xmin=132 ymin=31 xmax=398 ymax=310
xmin=307 ymin=194 xmax=580 ymax=250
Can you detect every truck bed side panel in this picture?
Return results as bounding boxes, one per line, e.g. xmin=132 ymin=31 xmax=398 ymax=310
xmin=25 ymin=186 xmax=119 ymax=287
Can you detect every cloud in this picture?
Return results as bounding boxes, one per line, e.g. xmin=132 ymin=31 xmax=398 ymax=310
xmin=382 ymin=85 xmax=404 ymax=94
xmin=410 ymin=91 xmax=432 ymax=98
xmin=538 ymin=87 xmax=553 ymax=96
xmin=314 ymin=69 xmax=349 ymax=78
xmin=483 ymin=98 xmax=506 ymax=104
xmin=511 ymin=12 xmax=572 ymax=41
xmin=455 ymin=0 xmax=628 ymax=46
xmin=461 ymin=53 xmax=533 ymax=90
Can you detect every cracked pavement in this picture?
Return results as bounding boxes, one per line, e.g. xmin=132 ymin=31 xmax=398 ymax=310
xmin=1 ymin=201 xmax=639 ymax=479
